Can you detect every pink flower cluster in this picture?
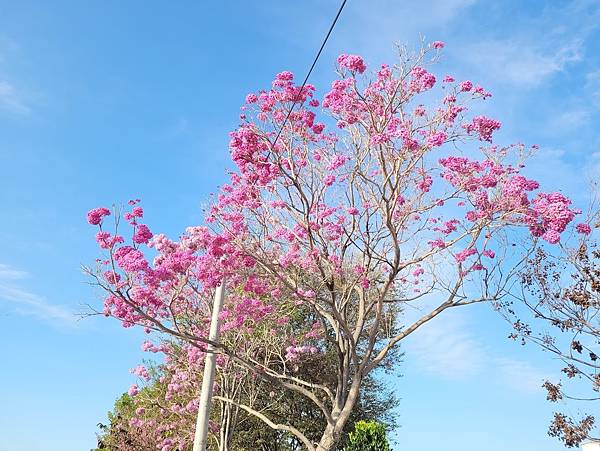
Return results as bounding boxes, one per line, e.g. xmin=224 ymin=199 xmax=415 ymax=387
xmin=87 ymin=207 xmax=111 ymax=225
xmin=124 ymin=205 xmax=144 ymax=223
xmin=96 ymin=231 xmax=124 ymax=249
xmin=438 ymin=153 xmax=577 ymax=243
xmin=459 ymin=80 xmax=473 ymax=92
xmin=528 ymin=192 xmax=577 ymax=243
xmin=426 ymin=131 xmax=447 ymax=148
xmin=409 ymin=67 xmax=436 ymax=93
xmin=454 ymin=248 xmax=477 ymax=263
xmin=337 ymin=54 xmax=367 ymax=74
xmin=323 ymin=78 xmax=362 ymax=123
xmin=576 ymin=223 xmax=592 ymax=235
xmin=128 ymin=384 xmax=139 ymax=396
xmin=463 ymin=115 xmax=501 ymax=142
xmin=130 ymin=364 xmax=150 ymax=381
xmin=133 ymin=224 xmax=153 ymax=244
xmin=285 ymin=344 xmax=318 ymax=361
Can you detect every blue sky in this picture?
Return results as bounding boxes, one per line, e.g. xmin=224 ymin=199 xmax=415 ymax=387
xmin=1 ymin=1 xmax=599 ymax=450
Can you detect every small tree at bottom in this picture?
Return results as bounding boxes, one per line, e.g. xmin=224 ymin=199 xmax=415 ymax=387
xmin=343 ymin=421 xmax=391 ymax=451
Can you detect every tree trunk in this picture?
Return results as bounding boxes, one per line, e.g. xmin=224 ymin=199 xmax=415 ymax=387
xmin=316 ymin=377 xmax=363 ymax=451
xmin=316 ymin=424 xmax=338 ymax=451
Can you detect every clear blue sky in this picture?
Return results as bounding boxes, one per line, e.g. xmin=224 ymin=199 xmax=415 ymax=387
xmin=1 ymin=1 xmax=599 ymax=450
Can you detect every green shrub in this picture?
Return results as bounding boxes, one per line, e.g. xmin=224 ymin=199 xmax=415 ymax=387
xmin=343 ymin=420 xmax=391 ymax=451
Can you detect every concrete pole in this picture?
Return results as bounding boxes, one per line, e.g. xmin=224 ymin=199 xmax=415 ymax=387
xmin=192 ymin=281 xmax=226 ymax=451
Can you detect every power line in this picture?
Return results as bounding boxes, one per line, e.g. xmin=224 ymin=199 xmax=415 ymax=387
xmin=271 ymin=0 xmax=348 ymax=149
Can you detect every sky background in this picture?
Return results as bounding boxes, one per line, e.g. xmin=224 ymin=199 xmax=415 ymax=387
xmin=1 ymin=1 xmax=599 ymax=450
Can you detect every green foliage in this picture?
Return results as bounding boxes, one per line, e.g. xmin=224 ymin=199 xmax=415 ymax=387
xmin=343 ymin=420 xmax=391 ymax=451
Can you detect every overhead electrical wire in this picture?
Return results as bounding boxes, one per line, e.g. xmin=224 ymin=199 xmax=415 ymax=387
xmin=270 ymin=0 xmax=348 ymax=149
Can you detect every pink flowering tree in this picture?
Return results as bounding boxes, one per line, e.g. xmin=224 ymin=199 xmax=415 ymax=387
xmin=87 ymin=42 xmax=580 ymax=450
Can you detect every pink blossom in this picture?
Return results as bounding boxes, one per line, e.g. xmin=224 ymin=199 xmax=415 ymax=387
xmin=103 ymin=270 xmax=121 ymax=285
xmin=377 ymin=64 xmax=392 ymax=81
xmin=529 ymin=192 xmax=577 ymax=243
xmin=133 ymin=224 xmax=153 ymax=244
xmin=87 ymin=207 xmax=111 ymax=225
xmin=128 ymin=384 xmax=139 ymax=396
xmin=454 ymin=248 xmax=477 ymax=263
xmin=141 ymin=341 xmax=157 ymax=352
xmin=426 ymin=131 xmax=447 ymax=148
xmin=473 ymin=85 xmax=492 ymax=99
xmin=285 ymin=345 xmax=318 ymax=361
xmin=431 ymin=41 xmax=445 ymax=49
xmin=113 ymin=246 xmax=149 ymax=272
xmin=337 ymin=54 xmax=367 ymax=74
xmin=459 ymin=80 xmax=473 ymax=92
xmin=245 ymin=93 xmax=258 ymax=103
xmin=327 ymin=154 xmax=348 ymax=171
xmin=410 ymin=67 xmax=436 ymax=93
xmin=482 ymin=249 xmax=495 ymax=259
xmin=417 ymin=174 xmax=433 ymax=192
xmin=323 ymin=174 xmax=336 ymax=186
xmin=438 ymin=219 xmax=459 ymax=235
xmin=312 ymin=123 xmax=325 ymax=134
xmin=96 ymin=232 xmax=124 ymax=249
xmin=414 ymin=105 xmax=426 ymax=116
xmin=412 ymin=267 xmax=425 ymax=277
xmin=428 ymin=238 xmax=446 ymax=249
xmin=124 ymin=206 xmax=144 ymax=223
xmin=463 ymin=116 xmax=501 ymax=142
xmin=275 ymin=71 xmax=294 ymax=81
xmin=370 ymin=133 xmax=389 ymax=145
xmin=353 ymin=265 xmax=365 ymax=275
xmin=542 ymin=230 xmax=561 ymax=244
xmin=131 ymin=365 xmax=150 ymax=381
xmin=576 ymin=223 xmax=592 ymax=235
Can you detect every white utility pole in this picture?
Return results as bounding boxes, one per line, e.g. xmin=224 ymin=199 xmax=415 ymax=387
xmin=192 ymin=281 xmax=226 ymax=451
xmin=582 ymin=440 xmax=600 ymax=451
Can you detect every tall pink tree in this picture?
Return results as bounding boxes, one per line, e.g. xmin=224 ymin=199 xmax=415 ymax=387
xmin=87 ymin=42 xmax=580 ymax=450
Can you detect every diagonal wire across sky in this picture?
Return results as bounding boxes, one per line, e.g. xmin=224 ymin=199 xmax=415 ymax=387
xmin=271 ymin=0 xmax=348 ymax=149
